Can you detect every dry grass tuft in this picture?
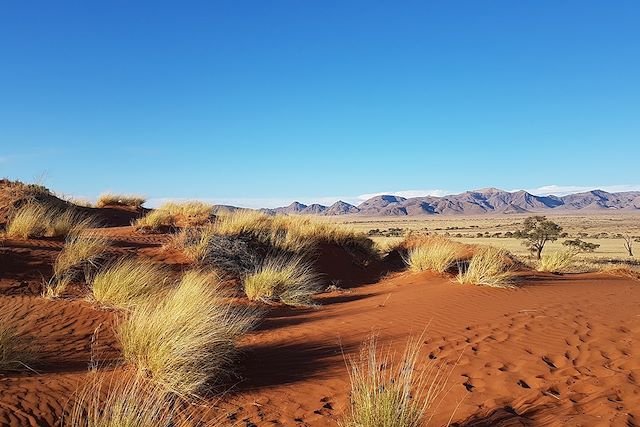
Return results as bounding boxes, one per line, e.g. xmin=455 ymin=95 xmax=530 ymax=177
xmin=243 ymin=256 xmax=323 ymax=306
xmin=65 ymin=374 xmax=193 ymax=427
xmin=134 ymin=202 xmax=213 ymax=231
xmin=342 ymin=335 xmax=448 ymax=427
xmin=0 ymin=322 xmax=35 ymax=371
xmin=118 ymin=270 xmax=258 ymax=398
xmin=5 ymin=202 xmax=49 ymax=238
xmin=90 ymin=258 xmax=170 ymax=310
xmin=96 ymin=194 xmax=146 ymax=209
xmin=42 ymin=274 xmax=74 ymax=299
xmin=6 ymin=202 xmax=97 ymax=239
xmin=53 ymin=233 xmax=111 ymax=279
xmin=44 ymin=233 xmax=110 ymax=298
xmin=456 ymin=246 xmax=514 ymax=288
xmin=538 ymin=250 xmax=577 ymax=273
xmin=405 ymin=238 xmax=465 ymax=273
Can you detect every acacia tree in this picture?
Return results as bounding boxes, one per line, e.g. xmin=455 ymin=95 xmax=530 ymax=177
xmin=623 ymin=235 xmax=634 ymax=257
xmin=563 ymin=238 xmax=600 ymax=253
xmin=515 ymin=216 xmax=563 ymax=259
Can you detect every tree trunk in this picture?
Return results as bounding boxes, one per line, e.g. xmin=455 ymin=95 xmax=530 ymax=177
xmin=536 ymin=247 xmax=543 ymax=260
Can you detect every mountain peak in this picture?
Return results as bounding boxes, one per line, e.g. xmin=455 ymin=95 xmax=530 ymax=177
xmin=475 ymin=187 xmax=506 ymax=194
xmin=267 ymin=188 xmax=640 ymax=216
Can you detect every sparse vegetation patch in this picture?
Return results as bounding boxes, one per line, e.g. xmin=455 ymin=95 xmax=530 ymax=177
xmin=6 ymin=202 xmax=97 ymax=239
xmin=456 ymin=246 xmax=514 ymax=288
xmin=342 ymin=335 xmax=446 ymax=427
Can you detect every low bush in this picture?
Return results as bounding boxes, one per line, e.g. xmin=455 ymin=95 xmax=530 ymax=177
xmin=173 ymin=228 xmax=261 ymax=276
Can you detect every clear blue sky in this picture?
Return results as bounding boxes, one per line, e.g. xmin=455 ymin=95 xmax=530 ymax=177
xmin=1 ymin=1 xmax=639 ymax=207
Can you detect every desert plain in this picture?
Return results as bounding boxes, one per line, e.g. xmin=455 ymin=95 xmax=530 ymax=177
xmin=1 ymin=180 xmax=639 ymax=426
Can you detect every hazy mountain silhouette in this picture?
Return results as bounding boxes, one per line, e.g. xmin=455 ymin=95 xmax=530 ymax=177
xmin=264 ymin=188 xmax=640 ymax=216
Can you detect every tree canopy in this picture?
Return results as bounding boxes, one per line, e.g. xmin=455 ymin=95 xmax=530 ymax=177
xmin=514 ymin=216 xmax=563 ymax=259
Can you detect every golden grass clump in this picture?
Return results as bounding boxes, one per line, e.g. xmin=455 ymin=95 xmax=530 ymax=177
xmin=118 ymin=270 xmax=258 ymax=398
xmin=456 ymin=246 xmax=514 ymax=288
xmin=243 ymin=256 xmax=323 ymax=306
xmin=96 ymin=193 xmax=146 ymax=208
xmin=6 ymin=202 xmax=49 ymax=238
xmin=213 ymin=210 xmax=377 ymax=258
xmin=90 ymin=258 xmax=170 ymax=310
xmin=538 ymin=250 xmax=577 ymax=273
xmin=53 ymin=234 xmax=110 ymax=279
xmin=342 ymin=335 xmax=447 ymax=427
xmin=134 ymin=202 xmax=213 ymax=231
xmin=0 ymin=323 xmax=34 ymax=371
xmin=65 ymin=374 xmax=191 ymax=427
xmin=44 ymin=233 xmax=110 ymax=298
xmin=405 ymin=238 xmax=465 ymax=273
xmin=50 ymin=209 xmax=98 ymax=238
xmin=6 ymin=202 xmax=97 ymax=239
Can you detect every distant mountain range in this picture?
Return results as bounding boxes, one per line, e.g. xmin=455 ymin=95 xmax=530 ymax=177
xmin=259 ymin=188 xmax=640 ymax=216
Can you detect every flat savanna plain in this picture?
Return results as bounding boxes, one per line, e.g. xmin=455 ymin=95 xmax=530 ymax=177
xmin=1 ymin=193 xmax=640 ymax=427
xmin=331 ymin=213 xmax=640 ymax=262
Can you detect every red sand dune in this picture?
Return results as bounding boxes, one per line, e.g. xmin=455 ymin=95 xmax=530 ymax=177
xmin=1 ymin=227 xmax=639 ymax=426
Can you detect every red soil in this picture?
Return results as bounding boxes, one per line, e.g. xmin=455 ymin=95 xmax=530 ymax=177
xmin=1 ymin=228 xmax=639 ymax=426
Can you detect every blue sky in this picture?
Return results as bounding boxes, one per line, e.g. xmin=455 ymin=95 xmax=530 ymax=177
xmin=1 ymin=1 xmax=639 ymax=208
